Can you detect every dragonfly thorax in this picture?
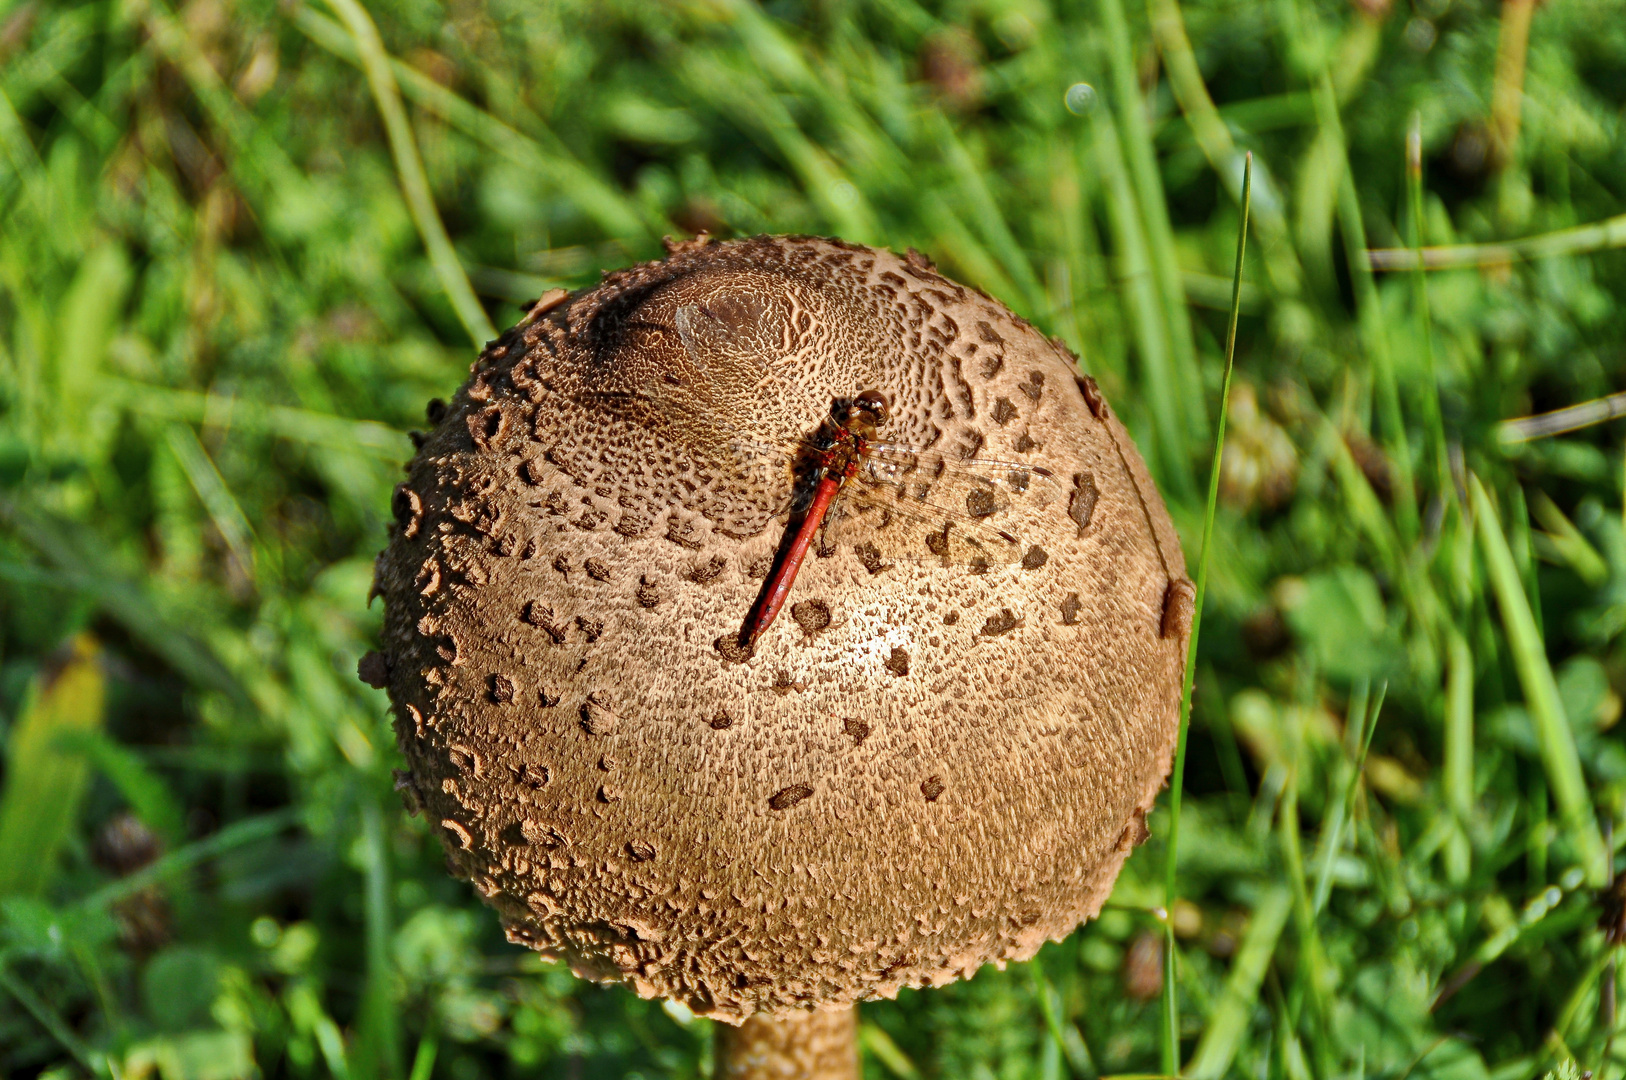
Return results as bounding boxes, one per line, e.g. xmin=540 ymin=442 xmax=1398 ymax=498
xmin=814 ymin=434 xmax=871 ymax=485
xmin=812 ymin=389 xmax=889 ymax=485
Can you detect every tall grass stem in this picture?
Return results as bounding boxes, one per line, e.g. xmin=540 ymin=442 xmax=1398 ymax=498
xmin=1145 ymin=0 xmax=1305 ymax=299
xmin=1407 ymin=110 xmax=1449 ymax=492
xmin=1469 ymin=473 xmax=1607 ymax=882
xmin=0 ymin=635 xmax=105 ymax=897
xmin=1161 ymin=151 xmax=1252 ymax=1077
xmin=1316 ymin=70 xmax=1420 ymax=543
xmin=293 ymin=7 xmax=653 ymax=244
xmin=323 ymin=0 xmax=496 ymax=349
xmin=1368 ymin=211 xmax=1626 ymax=270
xmin=1091 ymin=110 xmax=1190 ymax=500
xmin=1099 ymin=0 xmax=1206 ymax=446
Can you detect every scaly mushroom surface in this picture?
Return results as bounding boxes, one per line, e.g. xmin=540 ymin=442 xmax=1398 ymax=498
xmin=365 ymin=235 xmax=1190 ymax=1048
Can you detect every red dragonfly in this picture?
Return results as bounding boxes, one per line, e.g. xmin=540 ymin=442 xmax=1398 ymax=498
xmin=735 ymin=389 xmax=1061 ymax=649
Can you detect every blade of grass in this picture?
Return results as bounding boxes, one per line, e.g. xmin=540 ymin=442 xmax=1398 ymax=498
xmin=1500 ymin=391 xmax=1626 ymax=444
xmin=1040 ymin=1035 xmax=1062 ymax=1080
xmin=1186 ymin=886 xmax=1292 ymax=1079
xmin=1031 ymin=964 xmax=1096 ymax=1078
xmin=287 ymin=980 xmax=354 ymax=1080
xmin=859 ymin=1022 xmax=920 ymax=1079
xmin=67 ymin=939 xmax=124 ymax=1051
xmin=1531 ymin=772 xmax=1551 ymax=889
xmin=1098 ymin=0 xmax=1206 ymax=448
xmin=1145 ymin=0 xmax=1306 ymax=299
xmin=1162 ymin=151 xmax=1251 ymax=1076
xmin=0 ymin=634 xmax=105 ymax=897
xmin=1369 ymin=212 xmax=1626 ymax=270
xmin=108 ymin=379 xmax=411 ymax=459
xmin=322 ymin=0 xmax=495 ymax=349
xmin=674 ymin=51 xmax=881 ymax=243
xmin=1407 ymin=111 xmax=1449 ymax=494
xmin=1619 ymin=447 xmax=1624 ymax=561
xmin=1090 ymin=108 xmax=1190 ymax=499
xmin=1322 ymin=401 xmax=1446 ymax=678
xmin=290 ymin=7 xmax=655 ymax=244
xmin=0 ymin=250 xmax=45 ymax=455
xmin=1550 ymin=943 xmax=1615 ymax=1054
xmin=1469 ymin=473 xmax=1607 ymax=883
xmin=77 ymin=807 xmax=300 ymax=911
xmin=1153 ymin=90 xmax=1316 ymax=147
xmin=0 ymin=498 xmax=245 ymax=700
xmin=921 ymin=191 xmax=1027 ymax=312
xmin=1358 ymin=681 xmax=1385 ymax=762
xmin=1277 ymin=728 xmax=1336 ymax=1078
xmin=1490 ymin=0 xmax=1537 ymax=167
xmin=1510 ymin=484 xmax=1543 ymax=638
xmin=357 ymin=795 xmax=402 ymax=1080
xmin=1324 ymin=83 xmax=1420 ymax=544
xmin=1529 ymin=491 xmax=1609 ymax=586
xmin=1047 ymin=143 xmax=1093 ymax=358
xmin=1444 ymin=630 xmax=1475 ymax=885
xmin=0 ymin=962 xmax=102 ymax=1074
xmin=927 ymin=111 xmax=1047 ymax=316
xmin=55 ymin=729 xmax=187 ymax=846
xmin=164 ymin=424 xmax=261 ymax=586
xmin=1312 ymin=681 xmax=1377 ymax=913
xmin=407 ymin=1034 xmax=438 ymax=1080
xmin=50 ymin=246 xmax=130 ymax=460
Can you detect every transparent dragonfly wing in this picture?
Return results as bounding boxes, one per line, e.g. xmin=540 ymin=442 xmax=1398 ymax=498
xmin=819 ymin=443 xmax=1064 ymax=571
xmin=725 ymin=437 xmax=1063 ymax=572
xmin=723 ymin=437 xmax=816 ymax=517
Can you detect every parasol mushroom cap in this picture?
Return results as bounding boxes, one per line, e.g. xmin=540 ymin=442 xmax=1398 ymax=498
xmin=367 ymin=235 xmax=1190 ymax=1023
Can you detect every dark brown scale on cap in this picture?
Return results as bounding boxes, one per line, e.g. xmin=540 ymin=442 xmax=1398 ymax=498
xmin=769 ymin=783 xmax=814 ymax=810
xmin=1161 ymin=578 xmax=1197 ymax=640
xmin=791 ymin=599 xmax=832 ymax=634
xmin=1070 ymin=473 xmax=1100 ymax=535
xmin=357 ymin=651 xmax=390 ymax=688
xmin=1076 ymin=374 xmax=1108 ymax=419
xmin=367 ymin=236 xmax=1186 ymax=1029
xmin=980 ymin=609 xmax=1021 ymax=636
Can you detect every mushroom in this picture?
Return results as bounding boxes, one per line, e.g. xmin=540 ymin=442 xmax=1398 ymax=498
xmin=365 ymin=235 xmax=1190 ymax=1076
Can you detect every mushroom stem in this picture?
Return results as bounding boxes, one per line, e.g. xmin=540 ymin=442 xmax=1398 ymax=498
xmin=716 ymin=1007 xmax=859 ymax=1080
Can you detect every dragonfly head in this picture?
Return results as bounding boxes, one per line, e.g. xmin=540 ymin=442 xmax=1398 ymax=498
xmin=837 ymin=389 xmax=890 ymax=438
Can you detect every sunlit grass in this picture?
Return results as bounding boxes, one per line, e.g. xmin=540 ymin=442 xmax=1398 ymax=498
xmin=3 ymin=0 xmax=1626 ymax=1077
xmin=1162 ymin=149 xmax=1250 ymax=1078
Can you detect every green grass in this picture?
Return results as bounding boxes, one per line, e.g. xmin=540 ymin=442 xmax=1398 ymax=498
xmin=1163 ymin=147 xmax=1250 ymax=1077
xmin=2 ymin=0 xmax=1626 ymax=1077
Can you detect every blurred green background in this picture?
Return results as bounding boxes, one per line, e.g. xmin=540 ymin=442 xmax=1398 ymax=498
xmin=2 ymin=0 xmax=1625 ymax=1076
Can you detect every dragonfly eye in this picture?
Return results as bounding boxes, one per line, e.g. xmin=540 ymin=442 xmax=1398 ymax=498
xmin=846 ymin=389 xmax=889 ymax=432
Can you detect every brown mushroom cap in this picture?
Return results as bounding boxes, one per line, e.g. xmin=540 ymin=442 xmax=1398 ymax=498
xmin=369 ymin=236 xmax=1189 ymax=1023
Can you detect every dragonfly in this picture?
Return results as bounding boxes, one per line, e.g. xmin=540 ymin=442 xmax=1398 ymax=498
xmin=734 ymin=389 xmax=1062 ymax=649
